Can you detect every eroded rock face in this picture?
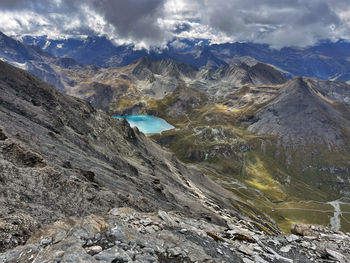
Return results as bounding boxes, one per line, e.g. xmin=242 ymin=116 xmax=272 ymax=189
xmin=0 ymin=213 xmax=40 ymax=253
xmin=0 ymin=128 xmax=7 ymax=140
xmin=1 ymin=209 xmax=349 ymax=263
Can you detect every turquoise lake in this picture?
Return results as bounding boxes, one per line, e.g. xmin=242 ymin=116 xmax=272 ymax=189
xmin=114 ymin=115 xmax=174 ymax=134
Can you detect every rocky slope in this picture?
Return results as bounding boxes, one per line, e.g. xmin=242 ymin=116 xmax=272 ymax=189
xmin=2 ymin=207 xmax=350 ymax=263
xmin=248 ymin=77 xmax=350 ymax=147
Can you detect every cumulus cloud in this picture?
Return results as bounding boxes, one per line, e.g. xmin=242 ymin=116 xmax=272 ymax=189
xmin=188 ymin=0 xmax=346 ymax=48
xmin=169 ymin=39 xmax=190 ymax=49
xmin=0 ymin=0 xmax=350 ymax=48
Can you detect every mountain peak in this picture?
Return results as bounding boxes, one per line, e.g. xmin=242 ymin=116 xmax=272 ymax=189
xmin=248 ymin=77 xmax=350 ymax=147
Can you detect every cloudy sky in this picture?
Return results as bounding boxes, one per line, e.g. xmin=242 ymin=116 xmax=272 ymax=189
xmin=0 ymin=0 xmax=350 ymax=49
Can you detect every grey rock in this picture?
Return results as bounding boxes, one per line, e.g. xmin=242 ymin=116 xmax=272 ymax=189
xmin=94 ymin=246 xmax=131 ymax=262
xmin=238 ymin=245 xmax=254 ymax=256
xmin=243 ymin=258 xmax=254 ymax=263
xmin=167 ymin=247 xmax=183 ymax=257
xmin=85 ymin=245 xmax=102 ymax=256
xmin=286 ymin=234 xmax=300 ymax=243
xmin=280 ymin=245 xmax=292 ymax=253
xmin=325 ymin=248 xmax=348 ymax=263
xmin=40 ymin=237 xmax=53 ymax=246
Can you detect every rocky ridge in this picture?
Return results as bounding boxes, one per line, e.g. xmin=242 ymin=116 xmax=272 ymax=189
xmin=1 ymin=207 xmax=350 ymax=262
xmin=248 ymin=77 xmax=350 ymax=147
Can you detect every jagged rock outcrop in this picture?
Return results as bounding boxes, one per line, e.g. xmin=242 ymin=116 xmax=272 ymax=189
xmin=195 ymin=62 xmax=287 ymax=96
xmin=1 ymin=208 xmax=350 ymax=262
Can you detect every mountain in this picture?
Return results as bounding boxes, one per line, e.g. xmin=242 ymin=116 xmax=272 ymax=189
xmin=1 ymin=56 xmax=350 ymax=263
xmin=0 ymin=31 xmax=87 ymax=91
xmin=194 ymin=61 xmax=287 ymax=96
xmin=22 ymin=35 xmax=150 ymax=68
xmin=22 ymin=34 xmax=350 ymax=81
xmin=0 ymin=32 xmax=287 ymax=106
xmin=146 ymin=78 xmax=350 ymax=233
xmin=248 ymin=77 xmax=350 ymax=147
xmin=59 ymin=56 xmax=287 ymax=113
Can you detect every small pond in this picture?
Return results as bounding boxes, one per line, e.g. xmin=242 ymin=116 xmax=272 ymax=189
xmin=114 ymin=115 xmax=174 ymax=134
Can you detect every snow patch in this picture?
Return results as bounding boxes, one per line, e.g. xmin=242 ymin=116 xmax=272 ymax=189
xmin=328 ymin=200 xmax=342 ymax=231
xmin=12 ymin=61 xmax=27 ymax=70
xmin=43 ymin=40 xmax=51 ymax=49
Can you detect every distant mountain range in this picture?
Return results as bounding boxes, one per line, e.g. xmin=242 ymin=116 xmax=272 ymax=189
xmin=22 ymin=34 xmax=350 ymax=82
xmin=0 ymin=31 xmax=288 ymax=106
xmin=0 ymin=31 xmax=85 ymax=91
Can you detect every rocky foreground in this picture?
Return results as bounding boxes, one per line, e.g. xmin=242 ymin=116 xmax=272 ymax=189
xmin=0 ymin=61 xmax=350 ymax=262
xmin=1 ymin=208 xmax=350 ymax=262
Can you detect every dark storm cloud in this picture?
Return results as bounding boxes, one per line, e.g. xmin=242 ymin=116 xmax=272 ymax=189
xmin=190 ymin=0 xmax=347 ymax=47
xmin=172 ymin=23 xmax=192 ymax=34
xmin=0 ymin=0 xmax=168 ymax=47
xmin=89 ymin=0 xmax=166 ymax=43
xmin=0 ymin=0 xmax=349 ymax=48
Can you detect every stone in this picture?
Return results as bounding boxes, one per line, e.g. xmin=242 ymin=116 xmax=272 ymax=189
xmin=325 ymin=248 xmax=347 ymax=263
xmin=0 ymin=213 xmax=40 ymax=252
xmin=280 ymin=245 xmax=292 ymax=253
xmin=94 ymin=246 xmax=131 ymax=262
xmin=0 ymin=128 xmax=7 ymax=140
xmin=291 ymin=224 xmax=316 ymax=237
xmin=110 ymin=226 xmax=126 ymax=241
xmin=54 ymin=251 xmax=65 ymax=259
xmin=233 ymin=233 xmax=256 ymax=243
xmin=267 ymin=238 xmax=280 ymax=246
xmin=145 ymin=226 xmax=155 ymax=234
xmin=238 ymin=245 xmax=254 ymax=256
xmin=40 ymin=237 xmax=53 ymax=246
xmin=142 ymin=247 xmax=155 ymax=254
xmin=243 ymin=258 xmax=254 ymax=263
xmin=286 ymin=234 xmax=300 ymax=242
xmin=140 ymin=218 xmax=153 ymax=226
xmin=158 ymin=211 xmax=175 ymax=225
xmin=167 ymin=247 xmax=183 ymax=257
xmin=216 ymin=248 xmax=224 ymax=255
xmin=86 ymin=239 xmax=93 ymax=246
xmin=207 ymin=231 xmax=225 ymax=242
xmin=85 ymin=245 xmax=102 ymax=256
xmin=254 ymin=255 xmax=269 ymax=263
